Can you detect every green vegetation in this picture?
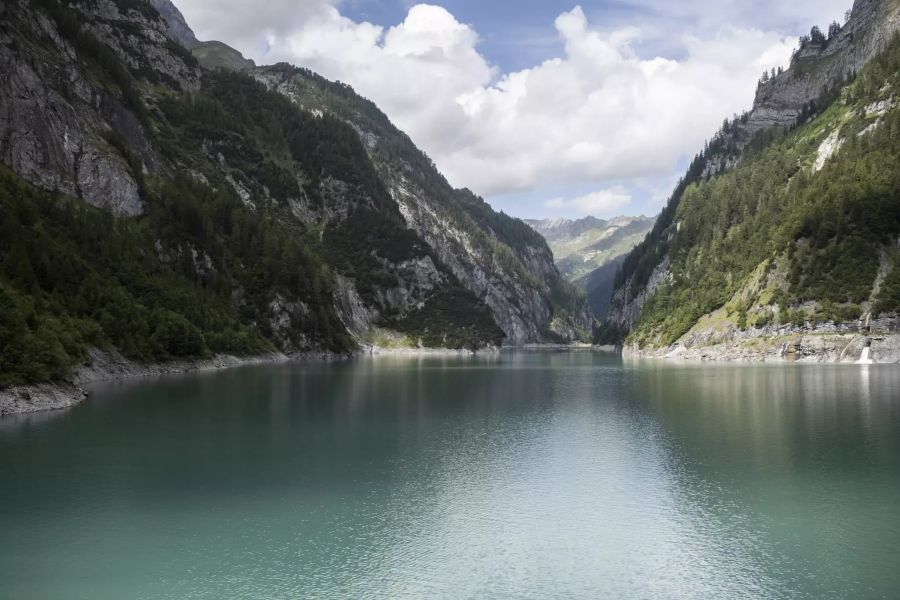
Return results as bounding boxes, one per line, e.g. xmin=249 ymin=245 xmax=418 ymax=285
xmin=0 ymin=166 xmax=281 ymax=387
xmin=381 ymin=287 xmax=505 ymax=350
xmin=191 ymin=41 xmax=254 ymax=72
xmin=628 ymin=34 xmax=900 ymax=348
xmin=875 ymin=254 xmax=900 ymax=316
xmin=159 ymin=69 xmax=436 ymax=304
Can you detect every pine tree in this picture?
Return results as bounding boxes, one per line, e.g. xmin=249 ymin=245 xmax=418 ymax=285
xmin=810 ymin=26 xmax=826 ymax=45
xmin=828 ymin=21 xmax=842 ymax=40
xmin=3 ymin=234 xmax=35 ymax=287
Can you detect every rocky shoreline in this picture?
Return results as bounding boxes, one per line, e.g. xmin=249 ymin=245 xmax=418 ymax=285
xmin=0 ymin=344 xmax=505 ymax=418
xmin=625 ymin=329 xmax=900 ymax=364
xmin=0 ymin=349 xmax=299 ymax=418
xmin=362 ymin=345 xmax=501 ymax=357
xmin=9 ymin=331 xmax=895 ymax=419
xmin=0 ymin=342 xmax=607 ymax=417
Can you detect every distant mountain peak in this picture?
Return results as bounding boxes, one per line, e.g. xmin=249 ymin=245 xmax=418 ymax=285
xmin=526 ymin=215 xmax=652 ymax=242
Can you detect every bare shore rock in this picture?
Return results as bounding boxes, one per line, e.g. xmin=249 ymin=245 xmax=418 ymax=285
xmin=0 ymin=384 xmax=88 ymax=418
xmin=0 ymin=349 xmax=292 ymax=418
xmin=626 ymin=331 xmax=900 ymax=364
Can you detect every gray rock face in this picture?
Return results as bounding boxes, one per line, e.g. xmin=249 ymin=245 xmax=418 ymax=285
xmin=607 ymin=256 xmax=669 ymax=331
xmin=333 ymin=275 xmax=379 ymax=337
xmin=78 ymin=0 xmax=200 ymax=93
xmin=746 ymin=0 xmax=900 ymax=136
xmin=148 ymin=0 xmax=199 ymax=48
xmin=390 ymin=175 xmax=553 ymax=344
xmin=0 ymin=3 xmax=144 ymax=215
xmin=0 ymin=0 xmax=199 ymax=215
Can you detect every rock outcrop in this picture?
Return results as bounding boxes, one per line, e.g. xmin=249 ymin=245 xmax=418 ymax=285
xmin=0 ymin=0 xmax=198 ymax=215
xmin=625 ymin=320 xmax=900 ymax=364
xmin=747 ymin=0 xmax=900 ymax=136
xmin=149 ymin=0 xmax=198 ymax=48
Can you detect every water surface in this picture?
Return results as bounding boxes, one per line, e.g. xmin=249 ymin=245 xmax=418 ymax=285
xmin=1 ymin=352 xmax=899 ymax=599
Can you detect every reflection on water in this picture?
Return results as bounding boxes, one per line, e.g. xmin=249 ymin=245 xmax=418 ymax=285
xmin=0 ymin=353 xmax=898 ymax=599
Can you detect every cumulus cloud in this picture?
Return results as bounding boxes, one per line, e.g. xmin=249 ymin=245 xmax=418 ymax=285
xmin=174 ymin=1 xmax=809 ymax=216
xmin=545 ymin=187 xmax=633 ymax=215
xmin=613 ymin=0 xmax=849 ymax=35
xmin=176 ymin=0 xmax=338 ymax=54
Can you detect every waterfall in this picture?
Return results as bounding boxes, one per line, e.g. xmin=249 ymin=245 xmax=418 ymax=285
xmin=857 ymin=346 xmax=874 ymax=365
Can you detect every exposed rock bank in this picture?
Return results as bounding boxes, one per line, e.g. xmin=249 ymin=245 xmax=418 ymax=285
xmin=626 ymin=327 xmax=900 ymax=364
xmin=0 ymin=349 xmax=292 ymax=418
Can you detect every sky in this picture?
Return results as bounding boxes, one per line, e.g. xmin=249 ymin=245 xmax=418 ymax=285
xmin=173 ymin=0 xmax=851 ymax=220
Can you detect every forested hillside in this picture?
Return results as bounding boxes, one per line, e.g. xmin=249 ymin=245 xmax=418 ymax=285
xmin=603 ymin=24 xmax=900 ymax=353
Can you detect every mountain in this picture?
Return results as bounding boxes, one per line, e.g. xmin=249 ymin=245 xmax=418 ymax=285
xmin=148 ymin=0 xmax=196 ymax=47
xmin=604 ymin=0 xmax=900 ymax=360
xmin=191 ymin=40 xmax=256 ymax=71
xmin=0 ymin=0 xmax=592 ymax=389
xmin=527 ymin=215 xmax=655 ymax=318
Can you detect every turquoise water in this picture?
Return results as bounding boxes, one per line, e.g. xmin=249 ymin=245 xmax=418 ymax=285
xmin=1 ymin=352 xmax=899 ymax=599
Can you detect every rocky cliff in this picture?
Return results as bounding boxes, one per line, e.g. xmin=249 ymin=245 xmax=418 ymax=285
xmin=0 ymin=0 xmax=185 ymax=216
xmin=747 ymin=0 xmax=900 ymax=136
xmin=148 ymin=0 xmax=197 ymax=48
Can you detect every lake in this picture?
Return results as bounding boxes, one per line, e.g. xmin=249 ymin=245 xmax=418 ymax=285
xmin=1 ymin=351 xmax=899 ymax=599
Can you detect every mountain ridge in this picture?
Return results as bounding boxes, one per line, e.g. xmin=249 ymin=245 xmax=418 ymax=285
xmin=527 ymin=214 xmax=656 ymax=319
xmin=0 ymin=0 xmax=592 ymax=397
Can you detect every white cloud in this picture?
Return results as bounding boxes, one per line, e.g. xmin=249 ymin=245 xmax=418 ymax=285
xmin=545 ymin=187 xmax=633 ymax=215
xmin=609 ymin=0 xmax=849 ymax=35
xmin=174 ymin=1 xmax=815 ymax=216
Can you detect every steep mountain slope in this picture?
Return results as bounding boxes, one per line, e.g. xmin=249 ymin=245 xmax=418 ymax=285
xmin=157 ymin=0 xmax=594 ymax=344
xmin=527 ymin=215 xmax=655 ymax=318
xmin=247 ymin=65 xmax=594 ymax=344
xmin=0 ymin=0 xmax=590 ymax=389
xmin=603 ymin=0 xmax=900 ymax=360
